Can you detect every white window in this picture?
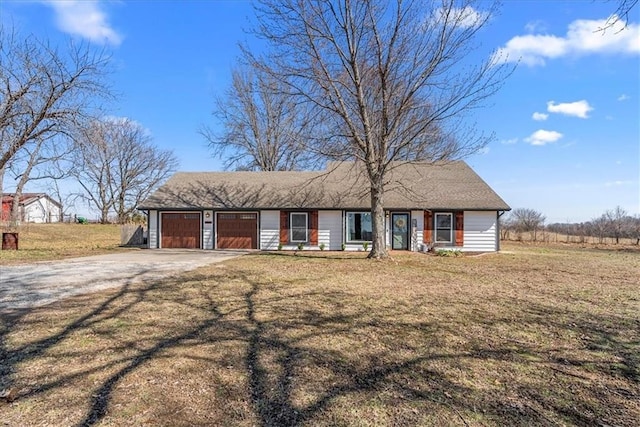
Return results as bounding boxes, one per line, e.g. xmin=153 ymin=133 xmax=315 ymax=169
xmin=290 ymin=212 xmax=308 ymax=242
xmin=346 ymin=212 xmax=372 ymax=242
xmin=435 ymin=213 xmax=453 ymax=243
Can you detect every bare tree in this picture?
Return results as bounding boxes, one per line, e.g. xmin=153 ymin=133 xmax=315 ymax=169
xmin=547 ymin=208 xmax=639 ymax=245
xmin=0 ymin=26 xmax=111 ymax=171
xmin=510 ymin=208 xmax=546 ymax=242
xmin=49 ymin=176 xmax=82 ymax=223
xmin=72 ymin=118 xmax=179 ymax=223
xmin=629 ymin=215 xmax=640 ymax=245
xmin=599 ymin=0 xmax=639 ymax=32
xmin=605 ymin=205 xmax=629 ymax=244
xmin=590 ymin=215 xmax=609 ymax=244
xmin=0 ymin=165 xmax=5 ymax=218
xmin=202 ymin=66 xmax=315 ymax=171
xmin=6 ymin=136 xmax=72 ymax=224
xmin=248 ymin=0 xmax=510 ymax=258
xmin=499 ymin=212 xmax=516 ymax=240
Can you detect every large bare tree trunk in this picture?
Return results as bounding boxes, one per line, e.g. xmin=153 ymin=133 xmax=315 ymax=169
xmin=9 ymin=141 xmax=42 ymax=224
xmin=10 ymin=185 xmax=24 ymax=225
xmin=100 ymin=204 xmax=110 ymax=224
xmin=369 ymin=181 xmax=386 ymax=259
xmin=0 ymin=165 xmax=4 ymax=221
xmin=247 ymin=0 xmax=511 ymax=260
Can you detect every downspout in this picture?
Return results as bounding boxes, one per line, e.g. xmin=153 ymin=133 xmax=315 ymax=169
xmin=141 ymin=210 xmax=149 ymax=248
xmin=497 ymin=210 xmax=507 ymax=251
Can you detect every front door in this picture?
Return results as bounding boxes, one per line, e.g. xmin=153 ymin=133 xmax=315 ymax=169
xmin=391 ymin=213 xmax=409 ymax=250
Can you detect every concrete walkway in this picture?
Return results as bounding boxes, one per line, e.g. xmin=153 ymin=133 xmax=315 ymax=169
xmin=0 ymin=249 xmax=246 ymax=312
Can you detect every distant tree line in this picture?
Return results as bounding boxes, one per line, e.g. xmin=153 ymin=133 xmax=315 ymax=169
xmin=501 ymin=206 xmax=640 ymax=245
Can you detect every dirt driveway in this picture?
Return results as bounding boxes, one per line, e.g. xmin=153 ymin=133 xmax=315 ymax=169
xmin=0 ymin=249 xmax=246 ymax=312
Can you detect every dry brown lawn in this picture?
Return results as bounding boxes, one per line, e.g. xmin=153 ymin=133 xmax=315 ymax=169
xmin=1 ymin=243 xmax=638 ymax=426
xmin=0 ymin=223 xmax=122 ymax=265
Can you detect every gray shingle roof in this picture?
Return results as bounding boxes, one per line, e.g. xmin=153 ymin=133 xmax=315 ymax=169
xmin=138 ymin=161 xmax=510 ymax=211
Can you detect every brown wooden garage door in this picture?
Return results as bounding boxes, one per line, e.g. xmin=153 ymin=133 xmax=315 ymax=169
xmin=161 ymin=212 xmax=201 ymax=248
xmin=217 ymin=212 xmax=258 ymax=249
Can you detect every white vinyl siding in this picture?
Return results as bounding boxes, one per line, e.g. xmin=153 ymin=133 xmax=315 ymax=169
xmin=23 ymin=197 xmax=61 ymax=223
xmin=411 ymin=210 xmax=424 ymax=251
xmin=24 ymin=202 xmax=45 ymax=223
xmin=463 ymin=211 xmax=498 ymax=252
xmin=49 ymin=200 xmax=61 ymax=222
xmin=260 ymin=210 xmax=280 ymax=250
xmin=343 ymin=243 xmax=368 ymax=251
xmin=203 ymin=210 xmax=214 ymax=249
xmin=148 ymin=210 xmax=158 ymax=248
xmin=319 ymin=210 xmax=342 ymax=250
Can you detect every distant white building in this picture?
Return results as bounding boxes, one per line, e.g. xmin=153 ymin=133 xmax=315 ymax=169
xmin=1 ymin=193 xmax=62 ymax=223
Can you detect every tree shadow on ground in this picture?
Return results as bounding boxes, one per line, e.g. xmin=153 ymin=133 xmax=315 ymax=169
xmin=238 ymin=272 xmax=639 ymax=426
xmin=0 ymin=268 xmax=157 ymax=396
xmin=0 ymin=265 xmax=638 ymax=426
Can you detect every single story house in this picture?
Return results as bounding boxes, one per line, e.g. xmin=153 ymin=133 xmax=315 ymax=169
xmin=138 ymin=161 xmax=510 ymax=252
xmin=1 ymin=193 xmax=62 ymax=223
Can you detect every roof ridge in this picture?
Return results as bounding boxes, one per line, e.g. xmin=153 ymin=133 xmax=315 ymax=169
xmin=140 ymin=161 xmax=509 ymax=211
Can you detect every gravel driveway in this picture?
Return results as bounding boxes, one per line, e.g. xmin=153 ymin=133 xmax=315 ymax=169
xmin=0 ymin=250 xmax=246 ymax=312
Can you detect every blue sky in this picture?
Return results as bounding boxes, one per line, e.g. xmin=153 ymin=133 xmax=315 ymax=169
xmin=2 ymin=1 xmax=639 ymax=223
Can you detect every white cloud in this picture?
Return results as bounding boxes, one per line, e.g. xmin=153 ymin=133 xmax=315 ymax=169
xmin=525 ymin=20 xmax=547 ymax=34
xmin=493 ymin=16 xmax=639 ymax=66
xmin=103 ymin=115 xmax=152 ymax=136
xmin=435 ymin=6 xmax=489 ymax=29
xmin=478 ymin=146 xmax=490 ymax=155
xmin=42 ymin=1 xmax=122 ymax=46
xmin=525 ymin=129 xmax=563 ymax=146
xmin=532 ymin=112 xmax=548 ymax=121
xmin=500 ymin=138 xmax=518 ymax=145
xmin=618 ymin=94 xmax=630 ymax=101
xmin=454 ymin=6 xmax=489 ymax=28
xmin=547 ymin=100 xmax=593 ymax=119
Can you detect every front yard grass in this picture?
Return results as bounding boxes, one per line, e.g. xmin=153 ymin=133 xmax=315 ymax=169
xmin=0 ymin=223 xmax=122 ymax=265
xmin=1 ymin=243 xmax=638 ymax=426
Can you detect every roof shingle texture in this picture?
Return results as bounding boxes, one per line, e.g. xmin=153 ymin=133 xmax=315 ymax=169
xmin=139 ymin=161 xmax=510 ymax=211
